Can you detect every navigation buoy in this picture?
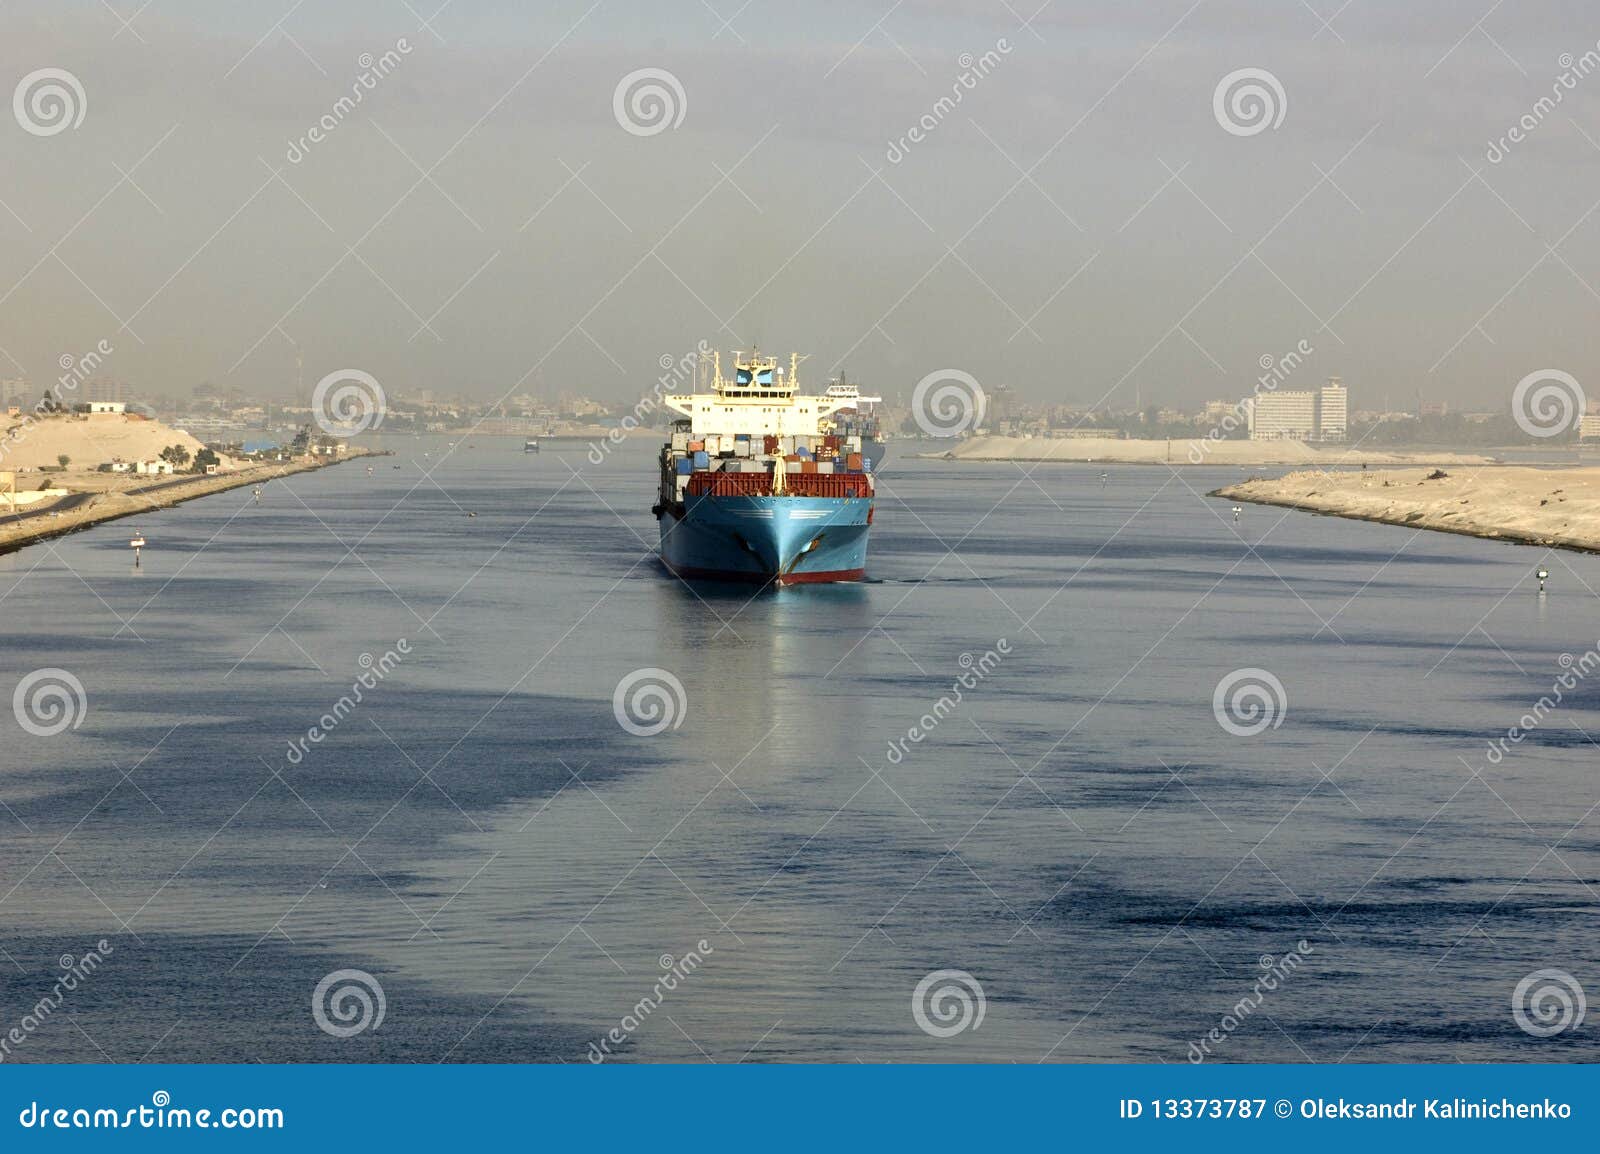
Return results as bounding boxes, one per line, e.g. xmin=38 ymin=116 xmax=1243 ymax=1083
xmin=252 ymin=486 xmax=262 ymax=503
xmin=1232 ymin=505 xmax=1243 ymax=522
xmin=129 ymin=531 xmax=145 ymax=568
xmin=1538 ymin=567 xmax=1550 ymax=591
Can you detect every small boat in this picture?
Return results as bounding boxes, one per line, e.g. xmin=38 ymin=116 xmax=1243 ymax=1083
xmin=524 ymin=439 xmax=540 ymax=453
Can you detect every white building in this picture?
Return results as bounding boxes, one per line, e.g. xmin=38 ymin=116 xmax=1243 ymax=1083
xmin=1246 ymin=380 xmax=1349 ymax=442
xmin=85 ymin=401 xmax=127 ymax=414
xmin=135 ymin=459 xmax=173 ymax=475
xmin=1579 ymin=414 xmax=1600 ymax=440
xmin=1246 ymin=391 xmax=1317 ymax=440
xmin=1318 ymin=378 xmax=1348 ymax=442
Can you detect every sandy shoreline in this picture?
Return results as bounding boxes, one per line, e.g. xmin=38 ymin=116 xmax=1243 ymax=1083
xmin=0 ymin=449 xmax=383 ymax=557
xmin=1214 ymin=465 xmax=1600 ymax=554
xmin=917 ymin=435 xmax=1495 ymax=467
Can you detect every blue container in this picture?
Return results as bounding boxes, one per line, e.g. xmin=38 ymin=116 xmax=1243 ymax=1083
xmin=797 ymin=447 xmax=812 ymax=460
xmin=692 ymin=451 xmax=710 ymax=470
xmin=675 ymin=458 xmax=692 ymax=475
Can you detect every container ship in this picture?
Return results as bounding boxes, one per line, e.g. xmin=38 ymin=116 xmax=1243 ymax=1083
xmin=653 ymin=350 xmax=874 ymax=585
xmin=822 ymin=375 xmax=887 ymax=471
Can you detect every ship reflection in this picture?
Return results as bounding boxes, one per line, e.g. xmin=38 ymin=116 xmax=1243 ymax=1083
xmin=648 ymin=572 xmax=874 ymax=789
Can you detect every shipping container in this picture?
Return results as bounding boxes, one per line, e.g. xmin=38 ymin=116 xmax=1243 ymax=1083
xmin=817 ymin=461 xmax=835 ymax=475
xmin=693 ymin=450 xmax=710 ymax=469
xmin=688 ymin=440 xmax=705 ymax=452
xmin=675 ymin=458 xmax=693 ymax=475
xmin=763 ymin=435 xmax=780 ymax=455
xmin=672 ymin=433 xmax=689 ymax=451
xmin=846 ymin=453 xmax=862 ymax=470
xmin=801 ymin=460 xmax=818 ymax=474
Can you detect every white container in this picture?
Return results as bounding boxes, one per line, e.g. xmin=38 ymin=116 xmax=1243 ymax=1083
xmin=784 ymin=460 xmax=801 ymax=473
xmin=817 ymin=461 xmax=835 ymax=475
xmin=672 ymin=433 xmax=689 ymax=451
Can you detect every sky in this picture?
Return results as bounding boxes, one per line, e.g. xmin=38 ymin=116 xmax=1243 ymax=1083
xmin=3 ymin=0 xmax=1600 ymax=413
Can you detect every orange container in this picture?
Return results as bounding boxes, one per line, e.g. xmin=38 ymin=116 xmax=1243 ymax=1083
xmin=687 ymin=440 xmax=705 ymax=452
xmin=846 ymin=453 xmax=862 ymax=471
xmin=801 ymin=460 xmax=818 ymax=474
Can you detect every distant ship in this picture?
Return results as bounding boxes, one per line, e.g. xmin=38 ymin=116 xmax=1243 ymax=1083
xmin=524 ymin=439 xmax=540 ymax=453
xmin=821 ymin=375 xmax=887 ymax=471
xmin=653 ymin=350 xmax=874 ymax=585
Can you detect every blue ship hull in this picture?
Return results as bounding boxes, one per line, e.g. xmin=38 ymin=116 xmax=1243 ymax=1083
xmin=658 ymin=493 xmax=872 ymax=585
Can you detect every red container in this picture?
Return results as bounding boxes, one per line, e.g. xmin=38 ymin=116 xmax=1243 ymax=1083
xmin=785 ymin=475 xmax=872 ymax=498
xmin=763 ymin=435 xmax=779 ymax=455
xmin=684 ymin=472 xmax=873 ymax=500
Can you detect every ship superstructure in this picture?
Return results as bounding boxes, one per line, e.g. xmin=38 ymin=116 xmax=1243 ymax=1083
xmin=653 ymin=350 xmax=875 ymax=585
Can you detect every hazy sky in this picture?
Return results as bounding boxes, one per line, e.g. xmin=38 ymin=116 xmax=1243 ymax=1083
xmin=3 ymin=0 xmax=1600 ymax=411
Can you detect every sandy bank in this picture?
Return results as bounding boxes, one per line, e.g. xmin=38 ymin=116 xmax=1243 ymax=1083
xmin=1 ymin=411 xmax=228 ymax=472
xmin=919 ymin=435 xmax=1494 ymax=467
xmin=1215 ymin=465 xmax=1600 ymax=553
xmin=0 ymin=449 xmax=382 ymax=557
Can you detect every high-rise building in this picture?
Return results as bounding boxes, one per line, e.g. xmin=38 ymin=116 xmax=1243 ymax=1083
xmin=1245 ymin=380 xmax=1349 ymax=442
xmin=1246 ymin=391 xmax=1316 ymax=440
xmin=1318 ymin=378 xmax=1347 ymax=441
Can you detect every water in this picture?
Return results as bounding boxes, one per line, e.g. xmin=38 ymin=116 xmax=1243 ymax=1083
xmin=1 ymin=437 xmax=1597 ymax=1063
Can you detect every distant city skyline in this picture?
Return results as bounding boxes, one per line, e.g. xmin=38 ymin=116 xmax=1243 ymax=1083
xmin=5 ymin=2 xmax=1600 ymax=414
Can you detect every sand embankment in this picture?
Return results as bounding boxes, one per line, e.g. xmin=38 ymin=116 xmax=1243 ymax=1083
xmin=1 ymin=411 xmax=227 ymax=472
xmin=1215 ymin=465 xmax=1600 ymax=552
xmin=1 ymin=450 xmax=380 ymax=557
xmin=921 ymin=435 xmax=1494 ymax=467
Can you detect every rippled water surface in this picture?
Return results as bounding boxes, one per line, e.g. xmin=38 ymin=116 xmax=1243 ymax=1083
xmin=2 ymin=438 xmax=1597 ymax=1063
